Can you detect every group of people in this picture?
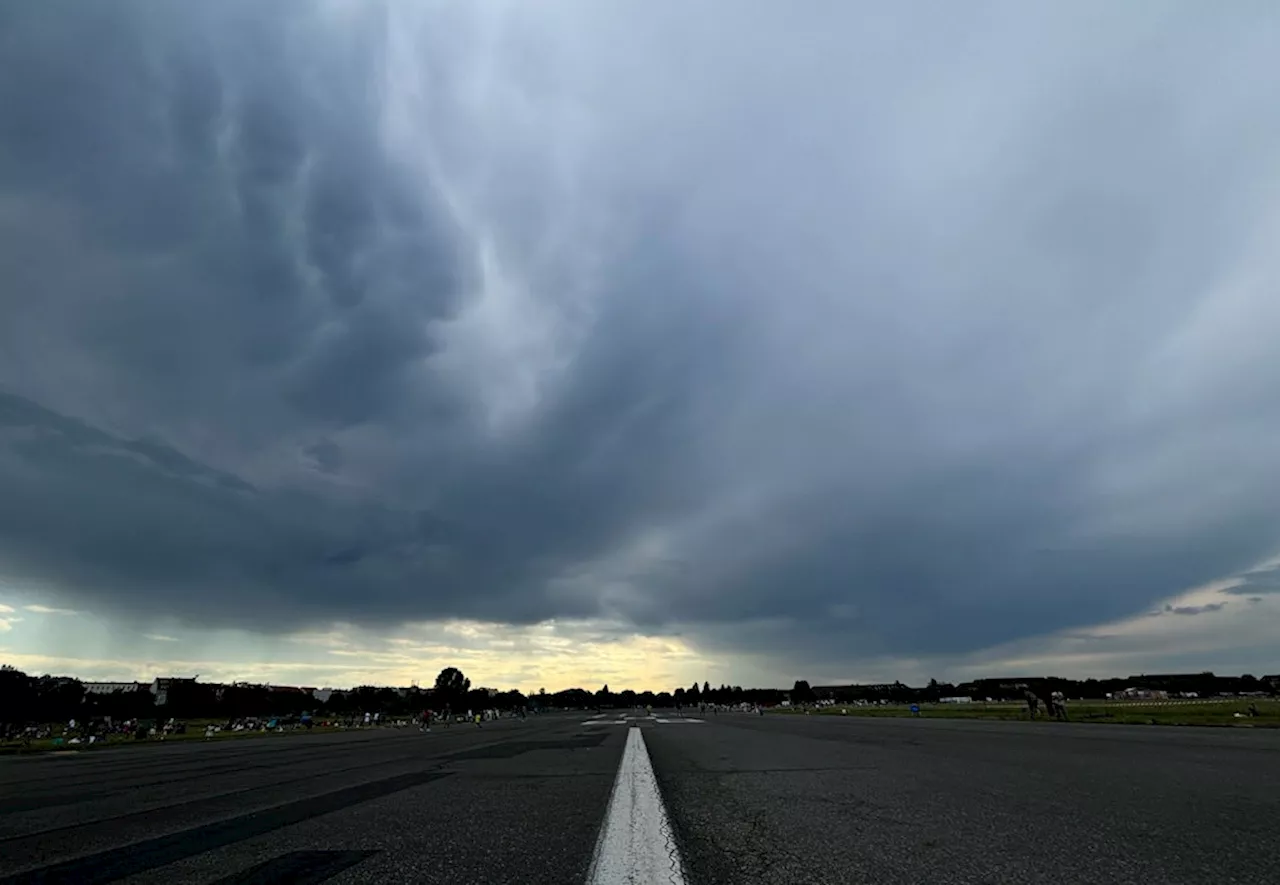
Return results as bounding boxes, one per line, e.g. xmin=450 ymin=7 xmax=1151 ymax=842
xmin=416 ymin=709 xmax=481 ymax=731
xmin=1023 ymin=688 xmax=1069 ymax=721
xmin=418 ymin=707 xmax=526 ymax=732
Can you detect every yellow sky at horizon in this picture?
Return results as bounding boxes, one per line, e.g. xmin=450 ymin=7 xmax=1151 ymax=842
xmin=0 ymin=616 xmax=722 ymax=693
xmin=4 ymin=567 xmax=1279 ymax=692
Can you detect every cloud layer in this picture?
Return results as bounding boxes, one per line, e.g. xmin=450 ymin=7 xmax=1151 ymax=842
xmin=3 ymin=2 xmax=1280 ymax=674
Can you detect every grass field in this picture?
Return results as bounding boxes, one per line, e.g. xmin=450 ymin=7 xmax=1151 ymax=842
xmin=780 ymin=699 xmax=1280 ymax=727
xmin=0 ymin=718 xmax=354 ymax=755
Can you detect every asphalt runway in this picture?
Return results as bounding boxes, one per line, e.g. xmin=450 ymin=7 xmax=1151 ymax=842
xmin=0 ymin=711 xmax=1276 ymax=884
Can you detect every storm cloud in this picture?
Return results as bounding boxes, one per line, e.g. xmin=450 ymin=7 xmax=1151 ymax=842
xmin=3 ymin=1 xmax=1280 ymax=671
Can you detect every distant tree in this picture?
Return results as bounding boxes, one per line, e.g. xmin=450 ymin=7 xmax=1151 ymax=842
xmin=434 ymin=667 xmax=470 ymax=710
xmin=688 ymin=682 xmax=701 ymax=702
xmin=86 ymin=686 xmax=155 ymax=721
xmin=465 ymin=688 xmax=492 ymax=711
xmin=555 ymin=687 xmax=592 ymax=708
xmin=32 ymin=676 xmax=85 ymax=722
xmin=214 ymin=684 xmax=270 ymax=719
xmin=0 ymin=666 xmax=34 ymax=728
xmin=494 ymin=689 xmax=527 ymax=711
xmin=703 ymin=681 xmax=711 ymax=697
xmin=791 ymin=679 xmax=815 ymax=703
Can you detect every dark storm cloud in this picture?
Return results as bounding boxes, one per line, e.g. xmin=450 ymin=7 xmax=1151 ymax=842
xmin=1225 ymin=568 xmax=1280 ymax=597
xmin=2 ymin=2 xmax=1280 ymax=668
xmin=1164 ymin=603 xmax=1228 ymax=617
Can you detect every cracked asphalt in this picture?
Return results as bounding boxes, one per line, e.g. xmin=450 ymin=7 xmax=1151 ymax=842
xmin=0 ymin=711 xmax=1276 ymax=884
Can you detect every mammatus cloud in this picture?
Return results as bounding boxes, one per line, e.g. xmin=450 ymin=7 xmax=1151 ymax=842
xmin=2 ymin=2 xmax=1280 ymax=678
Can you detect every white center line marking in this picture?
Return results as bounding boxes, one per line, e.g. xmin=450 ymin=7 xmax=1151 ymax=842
xmin=588 ymin=726 xmax=687 ymax=885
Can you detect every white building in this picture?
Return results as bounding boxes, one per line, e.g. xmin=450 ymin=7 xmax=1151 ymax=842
xmin=1115 ymin=687 xmax=1168 ymax=700
xmin=83 ymin=681 xmax=148 ymax=695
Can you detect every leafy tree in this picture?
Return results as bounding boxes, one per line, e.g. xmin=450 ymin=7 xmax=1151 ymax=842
xmin=0 ymin=666 xmax=34 ymax=728
xmin=791 ymin=679 xmax=815 ymax=703
xmin=165 ymin=681 xmax=217 ymax=719
xmin=465 ymin=688 xmax=492 ymax=712
xmin=554 ymin=687 xmax=592 ymax=708
xmin=434 ymin=667 xmax=470 ymax=710
xmin=494 ymin=689 xmax=528 ymax=710
xmin=33 ymin=676 xmax=85 ymax=722
xmin=85 ymin=686 xmax=155 ymax=721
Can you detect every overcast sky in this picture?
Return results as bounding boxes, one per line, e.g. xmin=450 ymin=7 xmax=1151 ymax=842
xmin=2 ymin=2 xmax=1279 ymax=690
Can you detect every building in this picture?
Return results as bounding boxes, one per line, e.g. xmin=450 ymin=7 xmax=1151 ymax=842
xmin=151 ymin=676 xmax=197 ymax=706
xmin=83 ymin=681 xmax=148 ymax=695
xmin=814 ymin=682 xmax=910 ymax=699
xmin=1114 ymin=687 xmax=1168 ymax=700
xmin=268 ymin=685 xmax=311 ymax=699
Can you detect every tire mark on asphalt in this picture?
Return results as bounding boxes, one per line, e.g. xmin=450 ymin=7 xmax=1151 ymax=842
xmin=0 ymin=750 xmax=429 ymax=843
xmin=209 ymin=849 xmax=380 ymax=884
xmin=0 ymin=743 xmax=391 ymax=805
xmin=0 ymin=730 xmax=424 ymax=788
xmin=0 ymin=770 xmax=452 ymax=885
xmin=0 ymin=729 xmax=488 ymax=810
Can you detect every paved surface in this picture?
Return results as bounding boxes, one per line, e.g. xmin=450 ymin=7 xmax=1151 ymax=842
xmin=0 ymin=711 xmax=1276 ymax=884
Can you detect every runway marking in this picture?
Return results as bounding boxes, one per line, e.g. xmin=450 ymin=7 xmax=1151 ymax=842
xmin=583 ymin=719 xmax=629 ymax=725
xmin=654 ymin=718 xmax=703 ymax=724
xmin=588 ymin=726 xmax=686 ymax=885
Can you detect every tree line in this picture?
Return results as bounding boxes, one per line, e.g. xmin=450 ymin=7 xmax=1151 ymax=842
xmin=5 ymin=663 xmax=1273 ymax=729
xmin=0 ymin=664 xmax=788 ymax=728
